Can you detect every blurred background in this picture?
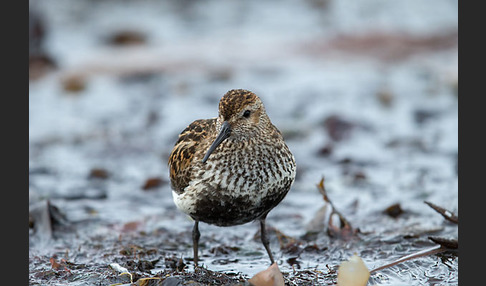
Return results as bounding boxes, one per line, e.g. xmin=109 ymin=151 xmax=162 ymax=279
xmin=29 ymin=0 xmax=458 ymax=284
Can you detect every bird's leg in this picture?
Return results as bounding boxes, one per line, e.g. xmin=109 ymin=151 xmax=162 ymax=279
xmin=260 ymin=217 xmax=275 ymax=264
xmin=192 ymin=220 xmax=200 ymax=267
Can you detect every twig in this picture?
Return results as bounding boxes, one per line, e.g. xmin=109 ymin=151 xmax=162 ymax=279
xmin=370 ymin=245 xmax=444 ymax=274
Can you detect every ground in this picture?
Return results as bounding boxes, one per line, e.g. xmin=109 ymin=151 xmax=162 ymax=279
xmin=29 ymin=1 xmax=458 ymax=285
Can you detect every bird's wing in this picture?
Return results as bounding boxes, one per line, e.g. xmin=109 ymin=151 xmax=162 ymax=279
xmin=168 ymin=118 xmax=216 ymax=193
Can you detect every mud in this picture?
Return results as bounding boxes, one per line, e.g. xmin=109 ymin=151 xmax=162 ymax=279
xmin=30 ymin=0 xmax=458 ymax=285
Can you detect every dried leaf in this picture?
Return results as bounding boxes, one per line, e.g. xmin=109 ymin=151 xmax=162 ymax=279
xmin=428 ymin=236 xmax=458 ymax=250
xmin=383 ymin=203 xmax=404 ymax=218
xmin=317 ymin=178 xmax=358 ymax=240
xmin=89 ymin=168 xmax=110 ymax=179
xmin=248 ymin=262 xmax=285 ymax=286
xmin=424 ymin=201 xmax=458 ymax=224
xmin=108 ymin=30 xmax=147 ymax=46
xmin=29 ymin=200 xmax=69 ymax=240
xmin=164 ymin=256 xmax=186 ymax=272
xmin=376 ymin=88 xmax=394 ymax=108
xmin=62 ymin=75 xmax=86 ymax=93
xmin=327 ymin=216 xmax=356 ymax=240
xmin=50 ymin=257 xmax=62 ymax=270
xmin=122 ymin=221 xmax=142 ymax=232
xmin=142 ymin=177 xmax=165 ymax=190
xmin=305 ymin=204 xmax=328 ymax=233
xmin=135 ymin=277 xmax=163 ymax=286
xmin=323 ymin=114 xmax=355 ymax=141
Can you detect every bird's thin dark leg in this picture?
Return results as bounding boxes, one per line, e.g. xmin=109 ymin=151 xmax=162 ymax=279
xmin=192 ymin=220 xmax=200 ymax=267
xmin=260 ymin=217 xmax=275 ymax=264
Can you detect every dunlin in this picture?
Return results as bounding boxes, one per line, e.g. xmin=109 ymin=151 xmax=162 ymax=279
xmin=168 ymin=89 xmax=296 ymax=265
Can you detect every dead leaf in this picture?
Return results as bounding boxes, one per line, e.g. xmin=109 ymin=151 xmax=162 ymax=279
xmin=424 ymin=201 xmax=458 ymax=224
xmin=62 ymin=75 xmax=86 ymax=93
xmin=323 ymin=115 xmax=355 ymax=142
xmin=50 ymin=256 xmax=62 ymax=270
xmin=135 ymin=277 xmax=162 ymax=286
xmin=376 ymin=88 xmax=394 ymax=108
xmin=29 ymin=200 xmax=69 ymax=240
xmin=142 ymin=177 xmax=165 ymax=190
xmin=122 ymin=221 xmax=142 ymax=232
xmin=108 ymin=30 xmax=147 ymax=46
xmin=89 ymin=168 xmax=110 ymax=179
xmin=249 ymin=263 xmax=285 ymax=286
xmin=317 ymin=178 xmax=358 ymax=240
xmin=383 ymin=203 xmax=404 ymax=218
xmin=428 ymin=236 xmax=458 ymax=250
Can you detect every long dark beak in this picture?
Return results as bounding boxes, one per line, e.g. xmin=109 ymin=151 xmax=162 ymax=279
xmin=202 ymin=121 xmax=231 ymax=163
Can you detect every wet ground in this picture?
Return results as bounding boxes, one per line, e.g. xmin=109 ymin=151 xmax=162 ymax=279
xmin=29 ymin=0 xmax=458 ymax=285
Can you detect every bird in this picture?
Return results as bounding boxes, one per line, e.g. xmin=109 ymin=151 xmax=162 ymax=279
xmin=168 ymin=89 xmax=296 ymax=266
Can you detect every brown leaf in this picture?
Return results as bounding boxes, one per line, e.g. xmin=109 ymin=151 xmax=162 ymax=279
xmin=428 ymin=236 xmax=458 ymax=250
xmin=383 ymin=203 xmax=404 ymax=218
xmin=49 ymin=256 xmax=62 ymax=270
xmin=327 ymin=214 xmax=357 ymax=240
xmin=376 ymin=88 xmax=394 ymax=108
xmin=88 ymin=168 xmax=110 ymax=179
xmin=317 ymin=143 xmax=333 ymax=157
xmin=248 ymin=263 xmax=285 ymax=286
xmin=317 ymin=178 xmax=358 ymax=240
xmin=323 ymin=115 xmax=355 ymax=142
xmin=29 ymin=54 xmax=57 ymax=80
xmin=142 ymin=177 xmax=165 ymax=190
xmin=108 ymin=30 xmax=146 ymax=46
xmin=62 ymin=75 xmax=86 ymax=93
xmin=316 ymin=177 xmax=330 ymax=202
xmin=122 ymin=221 xmax=142 ymax=232
xmin=424 ymin=201 xmax=458 ymax=224
xmin=135 ymin=277 xmax=162 ymax=286
xmin=29 ymin=200 xmax=69 ymax=240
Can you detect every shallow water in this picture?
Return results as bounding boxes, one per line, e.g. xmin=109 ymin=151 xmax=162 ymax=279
xmin=30 ymin=0 xmax=457 ymax=285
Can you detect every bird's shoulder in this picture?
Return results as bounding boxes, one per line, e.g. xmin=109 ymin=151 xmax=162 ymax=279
xmin=175 ymin=118 xmax=217 ymax=145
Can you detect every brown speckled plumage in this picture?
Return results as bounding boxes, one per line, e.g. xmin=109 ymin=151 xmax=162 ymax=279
xmin=168 ymin=89 xmax=296 ymax=265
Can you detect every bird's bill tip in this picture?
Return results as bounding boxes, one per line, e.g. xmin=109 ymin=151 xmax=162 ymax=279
xmin=202 ymin=121 xmax=231 ymax=163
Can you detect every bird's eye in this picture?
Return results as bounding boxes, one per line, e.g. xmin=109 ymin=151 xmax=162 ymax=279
xmin=243 ymin=110 xmax=251 ymax=118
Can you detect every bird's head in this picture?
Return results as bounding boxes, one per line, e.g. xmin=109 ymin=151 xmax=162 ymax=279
xmin=202 ymin=89 xmax=270 ymax=163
